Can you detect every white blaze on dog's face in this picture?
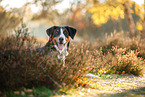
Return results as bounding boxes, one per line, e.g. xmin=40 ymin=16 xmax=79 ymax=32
xmin=57 ymin=27 xmax=67 ymax=50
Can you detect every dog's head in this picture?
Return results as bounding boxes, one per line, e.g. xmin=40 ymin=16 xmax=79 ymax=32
xmin=46 ymin=26 xmax=77 ymax=50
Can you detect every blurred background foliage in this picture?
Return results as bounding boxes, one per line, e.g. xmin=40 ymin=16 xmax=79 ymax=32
xmin=0 ymin=6 xmax=21 ymax=36
xmin=0 ymin=0 xmax=144 ymax=40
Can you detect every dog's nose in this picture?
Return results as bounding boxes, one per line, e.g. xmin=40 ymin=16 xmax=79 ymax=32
xmin=59 ymin=37 xmax=64 ymax=43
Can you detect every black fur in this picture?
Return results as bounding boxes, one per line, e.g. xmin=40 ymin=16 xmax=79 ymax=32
xmin=64 ymin=26 xmax=77 ymax=39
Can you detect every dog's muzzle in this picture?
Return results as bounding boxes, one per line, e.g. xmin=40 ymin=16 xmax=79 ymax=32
xmin=59 ymin=37 xmax=64 ymax=44
xmin=58 ymin=37 xmax=65 ymax=50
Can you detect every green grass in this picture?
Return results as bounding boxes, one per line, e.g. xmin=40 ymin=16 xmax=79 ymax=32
xmin=32 ymin=87 xmax=53 ymax=97
xmin=1 ymin=87 xmax=53 ymax=97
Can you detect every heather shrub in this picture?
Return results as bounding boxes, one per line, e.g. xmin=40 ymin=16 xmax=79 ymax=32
xmin=91 ymin=32 xmax=145 ymax=76
xmin=101 ymin=31 xmax=145 ymax=56
xmin=0 ymin=23 xmax=44 ymax=91
xmin=136 ymin=39 xmax=145 ymax=59
xmin=90 ymin=48 xmax=115 ymax=75
xmin=0 ymin=23 xmax=37 ymax=51
xmin=0 ymin=23 xmax=93 ymax=91
xmin=101 ymin=32 xmax=127 ymax=54
xmin=91 ymin=47 xmax=144 ymax=76
xmin=110 ymin=47 xmax=144 ymax=76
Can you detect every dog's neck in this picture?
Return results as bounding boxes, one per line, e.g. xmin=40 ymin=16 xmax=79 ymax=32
xmin=45 ymin=40 xmax=68 ymax=66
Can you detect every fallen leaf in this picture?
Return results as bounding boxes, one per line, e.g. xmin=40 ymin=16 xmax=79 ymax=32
xmin=91 ymin=87 xmax=96 ymax=89
xmin=122 ymin=71 xmax=125 ymax=74
xmin=68 ymin=87 xmax=72 ymax=90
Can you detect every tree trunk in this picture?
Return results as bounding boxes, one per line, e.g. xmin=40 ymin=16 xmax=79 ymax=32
xmin=141 ymin=19 xmax=145 ymax=39
xmin=124 ymin=1 xmax=136 ymax=38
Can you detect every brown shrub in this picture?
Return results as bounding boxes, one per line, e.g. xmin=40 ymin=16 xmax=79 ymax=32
xmin=110 ymin=47 xmax=144 ymax=76
xmin=93 ymin=32 xmax=145 ymax=76
xmin=0 ymin=23 xmax=93 ymax=91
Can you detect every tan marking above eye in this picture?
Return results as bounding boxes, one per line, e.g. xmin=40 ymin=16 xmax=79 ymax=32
xmin=57 ymin=30 xmax=59 ymax=32
xmin=63 ymin=29 xmax=65 ymax=31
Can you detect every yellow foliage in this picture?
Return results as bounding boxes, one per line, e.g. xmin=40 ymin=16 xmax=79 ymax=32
xmin=130 ymin=9 xmax=134 ymax=13
xmin=142 ymin=4 xmax=145 ymax=9
xmin=135 ymin=4 xmax=140 ymax=15
xmin=89 ymin=0 xmax=125 ymax=25
xmin=136 ymin=22 xmax=143 ymax=31
xmin=89 ymin=0 xmax=143 ymax=26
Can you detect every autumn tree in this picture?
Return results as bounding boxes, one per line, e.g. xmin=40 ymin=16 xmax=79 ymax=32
xmin=88 ymin=0 xmax=144 ymax=38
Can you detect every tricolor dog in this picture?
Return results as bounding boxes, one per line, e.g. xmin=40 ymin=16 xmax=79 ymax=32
xmin=39 ymin=26 xmax=77 ymax=66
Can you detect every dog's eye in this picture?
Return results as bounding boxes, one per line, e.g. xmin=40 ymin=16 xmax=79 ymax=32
xmin=55 ymin=31 xmax=58 ymax=34
xmin=55 ymin=30 xmax=59 ymax=34
xmin=64 ymin=31 xmax=67 ymax=35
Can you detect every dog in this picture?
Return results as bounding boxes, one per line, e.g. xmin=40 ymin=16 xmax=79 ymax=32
xmin=38 ymin=26 xmax=77 ymax=66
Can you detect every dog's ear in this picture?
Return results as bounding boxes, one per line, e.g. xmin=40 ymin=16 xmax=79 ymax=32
xmin=65 ymin=26 xmax=77 ymax=39
xmin=46 ymin=26 xmax=58 ymax=37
